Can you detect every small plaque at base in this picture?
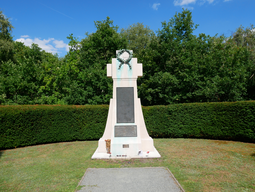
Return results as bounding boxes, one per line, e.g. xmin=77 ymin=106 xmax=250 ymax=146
xmin=114 ymin=125 xmax=137 ymax=137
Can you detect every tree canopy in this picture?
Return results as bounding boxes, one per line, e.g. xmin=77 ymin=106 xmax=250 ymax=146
xmin=0 ymin=10 xmax=15 ymax=64
xmin=0 ymin=9 xmax=254 ymax=105
xmin=0 ymin=10 xmax=14 ymax=41
xmin=120 ymin=23 xmax=155 ymax=58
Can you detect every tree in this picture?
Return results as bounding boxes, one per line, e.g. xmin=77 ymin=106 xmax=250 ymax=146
xmin=79 ymin=17 xmax=127 ymax=68
xmin=0 ymin=10 xmax=15 ymax=64
xmin=39 ymin=34 xmax=82 ymax=105
xmin=0 ymin=10 xmax=14 ymax=41
xmin=120 ymin=23 xmax=155 ymax=59
xmin=138 ymin=9 xmax=199 ymax=105
xmin=0 ymin=43 xmax=44 ymax=104
xmin=63 ymin=17 xmax=127 ymax=105
xmin=231 ymin=25 xmax=255 ymax=50
xmin=0 ymin=41 xmax=63 ymax=105
xmin=230 ymin=25 xmax=255 ymax=100
xmin=138 ymin=9 xmax=252 ymax=106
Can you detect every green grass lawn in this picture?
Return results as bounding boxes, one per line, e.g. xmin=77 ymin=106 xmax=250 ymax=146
xmin=1 ymin=139 xmax=255 ymax=192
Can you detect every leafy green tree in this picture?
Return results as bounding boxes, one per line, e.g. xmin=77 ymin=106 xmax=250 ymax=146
xmin=36 ymin=50 xmax=63 ymax=104
xmin=0 ymin=60 xmax=20 ymax=104
xmin=0 ymin=10 xmax=14 ymax=41
xmin=0 ymin=38 xmax=14 ymax=63
xmin=230 ymin=25 xmax=255 ymax=100
xmin=138 ymin=9 xmax=198 ymax=105
xmin=38 ymin=34 xmax=81 ymax=105
xmin=0 ymin=10 xmax=15 ymax=64
xmin=63 ymin=17 xmax=127 ymax=105
xmin=0 ymin=12 xmax=44 ymax=104
xmin=138 ymin=9 xmax=252 ymax=106
xmin=1 ymin=42 xmax=45 ymax=104
xmin=0 ymin=41 xmax=62 ymax=104
xmin=0 ymin=9 xmax=253 ymax=105
xmin=120 ymin=23 xmax=155 ymax=58
xmin=0 ymin=49 xmax=43 ymax=104
xmin=231 ymin=25 xmax=255 ymax=49
xmin=63 ymin=34 xmax=80 ymax=81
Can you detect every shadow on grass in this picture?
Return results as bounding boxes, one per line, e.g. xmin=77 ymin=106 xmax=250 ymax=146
xmin=0 ymin=151 xmax=3 ymax=158
xmin=251 ymin=153 xmax=255 ymax=157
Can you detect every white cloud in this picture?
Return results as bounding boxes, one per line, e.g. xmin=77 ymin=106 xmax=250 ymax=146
xmin=152 ymin=3 xmax=160 ymax=10
xmin=16 ymin=38 xmax=33 ymax=46
xmin=33 ymin=38 xmax=57 ymax=53
xmin=21 ymin=35 xmax=29 ymax=38
xmin=15 ymin=37 xmax=69 ymax=54
xmin=53 ymin=40 xmax=70 ymax=51
xmin=174 ymin=0 xmax=216 ymax=6
xmin=174 ymin=0 xmax=196 ymax=6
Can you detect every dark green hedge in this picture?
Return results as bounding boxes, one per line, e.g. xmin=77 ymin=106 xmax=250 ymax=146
xmin=0 ymin=105 xmax=108 ymax=149
xmin=144 ymin=101 xmax=255 ymax=142
xmin=1 ymin=101 xmax=255 ymax=149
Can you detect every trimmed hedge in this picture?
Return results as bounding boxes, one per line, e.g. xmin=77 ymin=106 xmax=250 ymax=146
xmin=0 ymin=105 xmax=108 ymax=149
xmin=0 ymin=101 xmax=255 ymax=149
xmin=144 ymin=101 xmax=255 ymax=142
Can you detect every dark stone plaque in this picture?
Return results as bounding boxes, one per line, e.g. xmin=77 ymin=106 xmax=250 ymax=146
xmin=117 ymin=87 xmax=134 ymax=123
xmin=114 ymin=125 xmax=137 ymax=137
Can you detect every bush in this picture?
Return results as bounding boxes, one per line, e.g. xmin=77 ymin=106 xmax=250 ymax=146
xmin=143 ymin=101 xmax=255 ymax=142
xmin=0 ymin=101 xmax=254 ymax=149
xmin=0 ymin=105 xmax=108 ymax=149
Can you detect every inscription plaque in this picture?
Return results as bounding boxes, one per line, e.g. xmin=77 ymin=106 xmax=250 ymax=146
xmin=114 ymin=125 xmax=137 ymax=137
xmin=117 ymin=87 xmax=134 ymax=123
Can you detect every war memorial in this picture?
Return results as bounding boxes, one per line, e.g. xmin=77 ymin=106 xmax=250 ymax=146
xmin=92 ymin=49 xmax=161 ymax=159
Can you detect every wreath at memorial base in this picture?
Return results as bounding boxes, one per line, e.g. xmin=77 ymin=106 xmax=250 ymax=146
xmin=116 ymin=49 xmax=133 ymax=69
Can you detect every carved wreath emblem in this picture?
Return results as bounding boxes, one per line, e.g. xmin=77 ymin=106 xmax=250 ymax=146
xmin=116 ymin=49 xmax=133 ymax=70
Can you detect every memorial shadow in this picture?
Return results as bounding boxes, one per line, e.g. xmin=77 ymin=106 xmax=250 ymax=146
xmin=251 ymin=153 xmax=255 ymax=157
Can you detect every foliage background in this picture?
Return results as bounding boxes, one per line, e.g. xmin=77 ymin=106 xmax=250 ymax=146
xmin=0 ymin=9 xmax=255 ymax=106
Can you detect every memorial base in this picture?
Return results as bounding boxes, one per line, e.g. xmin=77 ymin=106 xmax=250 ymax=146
xmin=92 ymin=137 xmax=161 ymax=159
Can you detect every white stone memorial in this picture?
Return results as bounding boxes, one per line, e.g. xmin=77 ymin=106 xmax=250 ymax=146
xmin=92 ymin=50 xmax=161 ymax=159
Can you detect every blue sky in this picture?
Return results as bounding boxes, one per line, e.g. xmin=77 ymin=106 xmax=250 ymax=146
xmin=1 ymin=0 xmax=254 ymax=57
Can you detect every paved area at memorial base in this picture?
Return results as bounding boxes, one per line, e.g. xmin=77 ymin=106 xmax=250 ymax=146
xmin=76 ymin=167 xmax=184 ymax=192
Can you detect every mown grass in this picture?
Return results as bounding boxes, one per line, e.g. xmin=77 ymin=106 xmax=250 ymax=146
xmin=0 ymin=139 xmax=255 ymax=192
